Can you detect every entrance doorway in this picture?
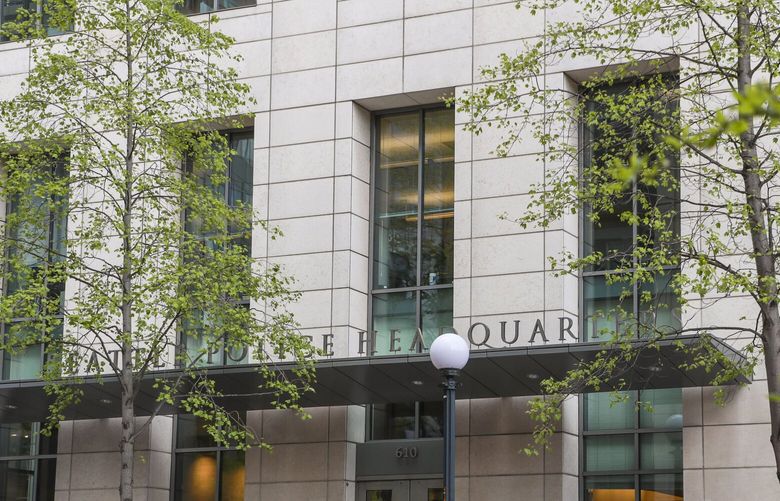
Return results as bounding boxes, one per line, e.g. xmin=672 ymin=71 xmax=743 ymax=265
xmin=358 ymin=479 xmax=444 ymax=501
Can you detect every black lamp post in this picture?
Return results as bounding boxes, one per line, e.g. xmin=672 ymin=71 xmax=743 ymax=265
xmin=429 ymin=333 xmax=470 ymax=501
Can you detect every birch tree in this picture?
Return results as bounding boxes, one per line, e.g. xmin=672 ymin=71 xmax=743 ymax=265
xmin=0 ymin=1 xmax=316 ymax=499
xmin=456 ymin=0 xmax=780 ymax=481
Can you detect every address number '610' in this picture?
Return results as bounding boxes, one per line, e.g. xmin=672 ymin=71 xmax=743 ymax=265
xmin=394 ymin=446 xmax=418 ymax=458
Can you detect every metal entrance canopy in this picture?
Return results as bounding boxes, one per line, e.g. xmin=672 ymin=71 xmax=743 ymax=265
xmin=0 ymin=335 xmax=749 ymax=423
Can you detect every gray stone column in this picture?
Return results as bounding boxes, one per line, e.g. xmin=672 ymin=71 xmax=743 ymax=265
xmin=54 ymin=416 xmax=172 ymax=501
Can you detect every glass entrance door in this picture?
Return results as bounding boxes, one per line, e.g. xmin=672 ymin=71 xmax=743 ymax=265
xmin=358 ymin=480 xmax=443 ymax=501
xmin=410 ymin=479 xmax=444 ymax=501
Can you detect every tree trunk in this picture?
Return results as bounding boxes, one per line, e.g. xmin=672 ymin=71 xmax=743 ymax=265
xmin=736 ymin=1 xmax=780 ymax=482
xmin=119 ymin=340 xmax=135 ymax=501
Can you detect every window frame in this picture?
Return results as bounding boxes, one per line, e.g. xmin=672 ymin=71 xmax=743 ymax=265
xmin=0 ymin=158 xmax=67 ymax=381
xmin=169 ymin=414 xmax=247 ymax=501
xmin=578 ymin=75 xmax=682 ymax=342
xmin=0 ymin=0 xmax=69 ymax=44
xmin=578 ymin=390 xmax=683 ymax=501
xmin=365 ymin=104 xmax=453 ymax=443
xmin=178 ymin=128 xmax=254 ymax=369
xmin=368 ymin=104 xmax=455 ymax=356
xmin=576 ymin=74 xmax=683 ymax=501
xmin=364 ymin=400 xmax=445 ymax=442
xmin=175 ymin=0 xmax=257 ymax=16
xmin=0 ymin=422 xmax=58 ymax=501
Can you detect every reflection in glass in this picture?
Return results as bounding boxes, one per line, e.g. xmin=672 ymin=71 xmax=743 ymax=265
xmin=640 ymin=473 xmax=683 ymax=501
xmin=178 ymin=0 xmax=215 ymax=14
xmin=2 ymin=342 xmax=42 ymax=380
xmin=227 ymin=132 xmax=253 ymax=251
xmin=418 ymin=401 xmax=443 ymax=438
xmin=174 ymin=452 xmax=217 ymax=501
xmin=0 ymin=459 xmax=35 ymax=501
xmin=639 ymin=389 xmax=682 ymax=429
xmin=176 ymin=414 xmax=217 ymax=449
xmin=422 ymin=109 xmax=455 ymax=285
xmin=0 ymin=423 xmax=33 ymax=457
xmin=220 ymin=451 xmax=245 ymax=501
xmin=585 ymin=392 xmax=634 ymax=431
xmin=583 ymin=195 xmax=634 ymax=270
xmin=640 ymin=433 xmax=682 ymax=470
xmin=374 ymin=113 xmax=420 ymax=290
xmin=585 ymin=475 xmax=635 ymax=501
xmin=583 ymin=275 xmax=633 ymax=340
xmin=366 ymin=491 xmax=393 ymax=501
xmin=427 ymin=488 xmax=445 ymax=501
xmin=639 ymin=273 xmax=681 ymax=335
xmin=177 ymin=0 xmax=255 ymax=14
xmin=584 ymin=435 xmax=634 ymax=472
xmin=421 ymin=288 xmax=453 ymax=349
xmin=372 ymin=292 xmax=416 ymax=356
xmin=370 ymin=403 xmax=415 ymax=440
xmin=183 ymin=313 xmax=221 ymax=367
xmin=36 ymin=458 xmax=56 ymax=501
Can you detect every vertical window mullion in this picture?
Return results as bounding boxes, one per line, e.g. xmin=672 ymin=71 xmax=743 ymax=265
xmin=416 ymin=110 xmax=424 ymax=289
xmin=632 ymin=180 xmax=639 ymax=333
xmin=414 ymin=401 xmax=421 ymax=439
xmin=215 ymin=449 xmax=222 ymax=501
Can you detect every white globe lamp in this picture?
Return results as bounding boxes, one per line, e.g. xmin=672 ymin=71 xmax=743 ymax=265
xmin=429 ymin=332 xmax=470 ymax=371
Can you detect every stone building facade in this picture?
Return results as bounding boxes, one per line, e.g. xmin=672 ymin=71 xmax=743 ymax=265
xmin=0 ymin=1 xmax=777 ymax=500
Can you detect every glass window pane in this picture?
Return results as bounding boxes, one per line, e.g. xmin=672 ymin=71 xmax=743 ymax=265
xmin=367 ymin=491 xmax=393 ymax=501
xmin=582 ymin=194 xmax=634 ymax=270
xmin=228 ymin=132 xmax=253 ymax=208
xmin=583 ymin=275 xmax=634 ymax=340
xmin=640 ymin=432 xmax=682 ymax=470
xmin=178 ymin=0 xmax=214 ymax=14
xmin=639 ymin=389 xmax=682 ymax=429
xmin=427 ymin=488 xmax=444 ymax=501
xmin=176 ymin=415 xmax=217 ymax=449
xmin=370 ymin=403 xmax=415 ymax=440
xmin=174 ymin=452 xmax=217 ymax=501
xmin=218 ymin=0 xmax=255 ymax=9
xmin=421 ymin=109 xmax=454 ymax=286
xmin=640 ymin=473 xmax=683 ymax=501
xmin=585 ymin=475 xmax=635 ymax=501
xmin=0 ymin=459 xmax=35 ymax=501
xmin=2 ymin=341 xmax=41 ymax=380
xmin=584 ymin=435 xmax=635 ymax=472
xmin=220 ymin=450 xmax=245 ymax=501
xmin=639 ymin=273 xmax=680 ymax=335
xmin=374 ymin=113 xmax=419 ymax=289
xmin=0 ymin=423 xmax=33 ymax=456
xmin=585 ymin=392 xmax=635 ymax=431
xmin=36 ymin=458 xmax=56 ymax=501
xmin=421 ymin=288 xmax=453 ymax=350
xmin=228 ymin=132 xmax=254 ymax=250
xmin=418 ymin=401 xmax=443 ymax=438
xmin=372 ymin=292 xmax=416 ymax=355
xmin=183 ymin=314 xmax=223 ymax=368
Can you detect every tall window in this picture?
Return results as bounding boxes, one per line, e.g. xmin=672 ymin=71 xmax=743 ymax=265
xmin=181 ymin=130 xmax=253 ymax=367
xmin=176 ymin=0 xmax=255 ymax=15
xmin=581 ymin=77 xmax=681 ymax=340
xmin=371 ymin=107 xmax=454 ymax=356
xmin=173 ymin=414 xmax=245 ymax=501
xmin=367 ymin=107 xmax=454 ymax=441
xmin=580 ymin=78 xmax=682 ymax=500
xmin=1 ymin=159 xmax=66 ymax=381
xmin=583 ymin=390 xmax=683 ymax=501
xmin=0 ymin=422 xmax=57 ymax=501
